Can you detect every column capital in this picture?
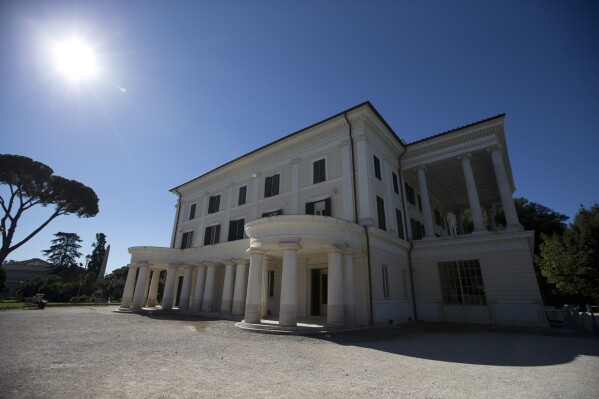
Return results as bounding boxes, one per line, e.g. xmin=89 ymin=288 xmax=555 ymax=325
xmin=278 ymin=242 xmax=301 ymax=251
xmin=181 ymin=264 xmax=194 ymax=270
xmin=202 ymin=261 xmax=219 ymax=267
xmin=324 ymin=246 xmax=342 ymax=254
xmin=222 ymin=260 xmax=236 ymax=267
xmin=246 ymin=248 xmax=265 ymax=255
xmin=203 ymin=192 xmax=210 ymax=198
xmin=338 ymin=138 xmax=351 ymax=148
xmin=291 ymin=157 xmax=301 ymax=165
xmin=457 ymin=152 xmax=472 ymax=161
xmin=486 ymin=144 xmax=502 ymax=153
xmin=127 ymin=263 xmax=140 ymax=269
xmin=233 ymin=258 xmax=249 ymax=265
xmin=227 ymin=182 xmax=235 ymax=189
xmin=353 ymin=132 xmax=367 ymax=143
xmin=413 ymin=165 xmax=427 ymax=173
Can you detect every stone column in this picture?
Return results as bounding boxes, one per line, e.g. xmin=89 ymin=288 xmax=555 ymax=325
xmin=119 ymin=265 xmax=138 ymax=309
xmin=191 ymin=265 xmax=206 ymax=312
xmin=279 ymin=243 xmax=300 ymax=327
xmin=458 ymin=153 xmax=486 ymax=233
xmin=146 ymin=268 xmax=161 ymax=307
xmin=291 ymin=158 xmax=300 ymax=214
xmin=487 ymin=145 xmax=522 ymax=230
xmin=202 ymin=263 xmax=217 ymax=313
xmin=340 ymin=139 xmax=354 ymax=221
xmin=415 ymin=166 xmax=436 ymax=239
xmin=220 ymin=262 xmax=235 ymax=313
xmin=261 ymin=257 xmax=269 ymax=318
xmin=178 ymin=265 xmax=193 ymax=312
xmin=161 ymin=264 xmax=178 ymax=311
xmin=244 ymin=250 xmax=264 ymax=324
xmin=343 ymin=254 xmax=356 ymax=325
xmin=131 ymin=265 xmax=150 ymax=311
xmin=232 ymin=260 xmax=248 ymax=316
xmin=327 ymin=249 xmax=344 ymax=326
xmin=142 ymin=269 xmax=152 ymax=307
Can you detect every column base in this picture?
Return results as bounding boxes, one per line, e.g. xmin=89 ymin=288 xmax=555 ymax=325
xmin=245 ymin=303 xmax=262 ymax=324
xmin=232 ymin=300 xmax=245 ymax=316
xmin=328 ymin=304 xmax=345 ymax=326
xmin=279 ymin=304 xmax=297 ymax=327
xmin=220 ymin=300 xmax=232 ymax=314
xmin=202 ymin=299 xmax=214 ymax=313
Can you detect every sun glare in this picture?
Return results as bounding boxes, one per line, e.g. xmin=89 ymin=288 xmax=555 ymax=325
xmin=53 ymin=38 xmax=99 ymax=82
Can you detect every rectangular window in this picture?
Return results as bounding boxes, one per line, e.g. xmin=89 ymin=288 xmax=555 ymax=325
xmin=262 ymin=209 xmax=283 ymax=218
xmin=305 ymin=198 xmax=332 ymax=216
xmin=189 ymin=203 xmax=196 ymax=220
xmin=404 ymin=183 xmax=415 ymax=205
xmin=268 ymin=270 xmax=275 ymax=297
xmin=208 ymin=195 xmax=220 ymax=214
xmin=228 ymin=219 xmax=245 ymax=241
xmin=376 ymin=196 xmax=386 ymax=231
xmin=401 ymin=269 xmax=408 ymax=300
xmin=313 ymin=158 xmax=326 ymax=184
xmin=392 ymin=172 xmax=399 ymax=194
xmin=382 ymin=265 xmax=390 ymax=299
xmin=203 ymin=225 xmax=220 ymax=245
xmin=438 ymin=260 xmax=486 ymax=305
xmin=238 ymin=185 xmax=247 ymax=206
xmin=395 ymin=209 xmax=405 ymax=240
xmin=434 ymin=209 xmax=442 ymax=226
xmin=410 ymin=218 xmax=423 ymax=240
xmin=264 ymin=174 xmax=280 ymax=198
xmin=373 ymin=155 xmax=382 ymax=180
xmin=180 ymin=231 xmax=193 ymax=249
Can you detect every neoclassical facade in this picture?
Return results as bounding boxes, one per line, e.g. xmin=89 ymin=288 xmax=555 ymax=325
xmin=120 ymin=102 xmax=547 ymax=328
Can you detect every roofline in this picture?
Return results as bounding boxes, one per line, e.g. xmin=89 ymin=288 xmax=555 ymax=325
xmin=407 ymin=113 xmax=506 ymax=146
xmin=170 ymin=101 xmax=403 ymax=192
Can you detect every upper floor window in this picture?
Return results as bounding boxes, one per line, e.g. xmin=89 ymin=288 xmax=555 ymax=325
xmin=228 ymin=219 xmax=245 ymax=241
xmin=313 ymin=158 xmax=326 ymax=184
xmin=208 ymin=195 xmax=220 ymax=214
xmin=395 ymin=209 xmax=405 ymax=240
xmin=392 ymin=172 xmax=399 ymax=194
xmin=268 ymin=270 xmax=275 ymax=297
xmin=306 ymin=198 xmax=331 ymax=216
xmin=264 ymin=174 xmax=280 ymax=198
xmin=238 ymin=185 xmax=247 ymax=206
xmin=376 ymin=196 xmax=386 ymax=231
xmin=181 ymin=231 xmax=193 ymax=249
xmin=189 ymin=203 xmax=196 ymax=220
xmin=373 ymin=155 xmax=382 ymax=180
xmin=404 ymin=183 xmax=416 ymax=205
xmin=410 ymin=218 xmax=423 ymax=240
xmin=204 ymin=224 xmax=220 ymax=245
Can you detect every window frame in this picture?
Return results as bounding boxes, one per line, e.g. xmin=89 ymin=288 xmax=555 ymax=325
xmin=268 ymin=270 xmax=275 ymax=297
xmin=312 ymin=157 xmax=327 ymax=184
xmin=305 ymin=197 xmax=332 ymax=216
xmin=264 ymin=173 xmax=280 ymax=198
xmin=189 ymin=203 xmax=196 ymax=220
xmin=395 ymin=208 xmax=405 ymax=240
xmin=180 ymin=231 xmax=193 ymax=249
xmin=373 ymin=155 xmax=382 ymax=180
xmin=238 ymin=185 xmax=247 ymax=206
xmin=208 ymin=194 xmax=221 ymax=214
xmin=438 ymin=260 xmax=487 ymax=306
xmin=228 ymin=218 xmax=245 ymax=241
xmin=392 ymin=172 xmax=399 ymax=194
xmin=203 ymin=224 xmax=220 ymax=246
xmin=376 ymin=195 xmax=386 ymax=231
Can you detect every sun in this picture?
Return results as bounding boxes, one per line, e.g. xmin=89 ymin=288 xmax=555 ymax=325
xmin=53 ymin=37 xmax=99 ymax=82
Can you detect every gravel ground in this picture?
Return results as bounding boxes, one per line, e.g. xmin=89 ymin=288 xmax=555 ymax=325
xmin=1 ymin=306 xmax=598 ymax=399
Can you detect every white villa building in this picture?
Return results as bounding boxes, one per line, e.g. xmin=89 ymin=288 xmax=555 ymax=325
xmin=120 ymin=102 xmax=547 ymax=329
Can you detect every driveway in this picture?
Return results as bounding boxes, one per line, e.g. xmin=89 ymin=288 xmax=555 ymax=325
xmin=1 ymin=306 xmax=597 ymax=398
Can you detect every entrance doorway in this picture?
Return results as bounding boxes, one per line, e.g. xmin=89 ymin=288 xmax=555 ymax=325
xmin=310 ymin=268 xmax=328 ymax=316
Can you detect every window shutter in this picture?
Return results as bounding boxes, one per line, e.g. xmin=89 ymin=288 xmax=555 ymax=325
xmin=228 ymin=221 xmax=236 ymax=241
xmin=208 ymin=197 xmax=213 ymax=214
xmin=189 ymin=204 xmax=196 ymax=220
xmin=264 ymin=176 xmax=272 ymax=197
xmin=204 ymin=227 xmax=211 ymax=246
xmin=237 ymin=219 xmax=245 ymax=240
xmin=215 ymin=195 xmax=220 ymax=212
xmin=272 ymin=174 xmax=280 ymax=195
xmin=324 ymin=197 xmax=331 ymax=216
xmin=214 ymin=224 xmax=220 ymax=244
xmin=306 ymin=201 xmax=314 ymax=215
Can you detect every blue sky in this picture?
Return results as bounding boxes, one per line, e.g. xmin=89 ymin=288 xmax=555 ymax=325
xmin=1 ymin=0 xmax=598 ymax=274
